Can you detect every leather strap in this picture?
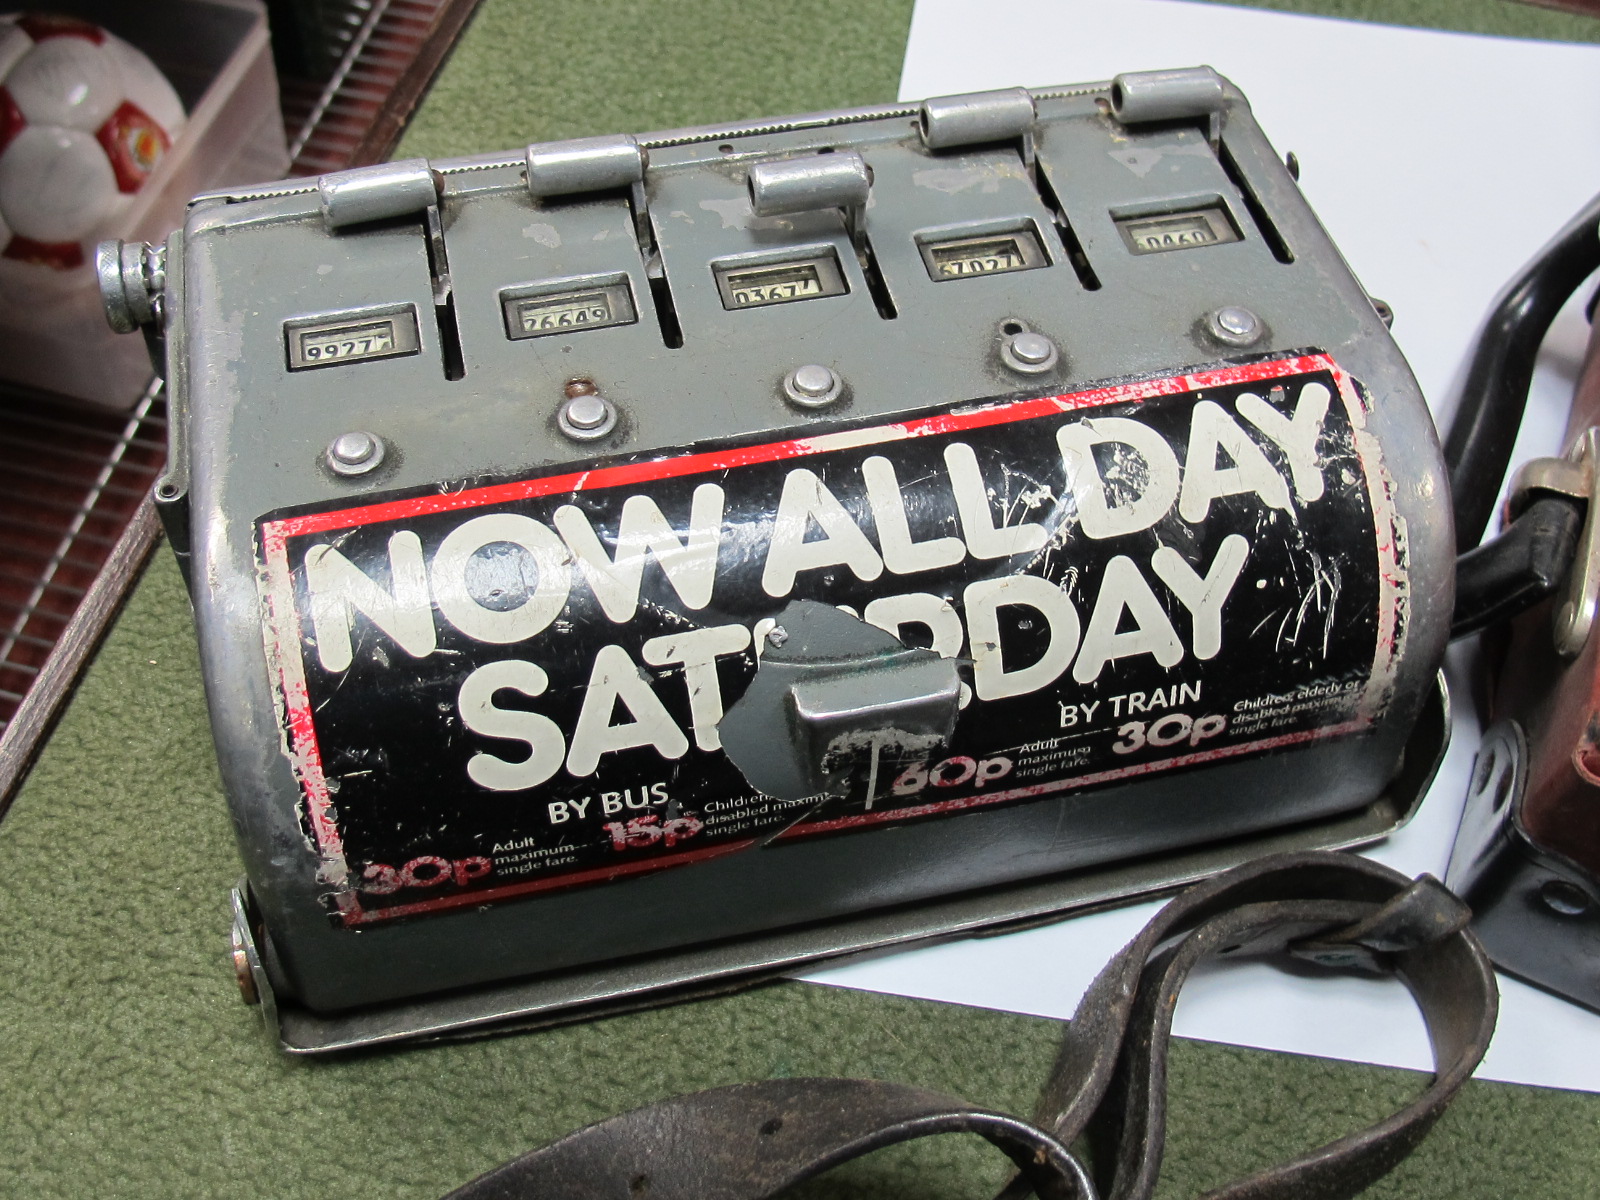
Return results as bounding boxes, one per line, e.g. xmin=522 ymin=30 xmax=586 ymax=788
xmin=442 ymin=852 xmax=1498 ymax=1200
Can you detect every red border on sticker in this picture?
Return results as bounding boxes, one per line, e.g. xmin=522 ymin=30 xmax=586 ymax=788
xmin=257 ymin=353 xmax=1401 ymax=925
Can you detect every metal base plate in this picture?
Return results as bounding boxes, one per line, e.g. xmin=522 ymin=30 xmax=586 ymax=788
xmin=1446 ymin=718 xmax=1600 ymax=1016
xmin=234 ymin=673 xmax=1449 ymax=1054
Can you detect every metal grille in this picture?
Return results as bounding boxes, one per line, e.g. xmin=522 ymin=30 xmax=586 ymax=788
xmin=0 ymin=385 xmax=166 ymax=731
xmin=282 ymin=0 xmax=460 ymax=175
xmin=0 ymin=0 xmax=480 ymax=804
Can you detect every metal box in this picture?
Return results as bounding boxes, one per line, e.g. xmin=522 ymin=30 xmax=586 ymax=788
xmin=105 ymin=69 xmax=1451 ymax=1050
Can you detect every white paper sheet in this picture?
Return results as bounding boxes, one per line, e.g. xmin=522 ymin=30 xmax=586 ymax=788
xmin=798 ymin=0 xmax=1600 ymax=1092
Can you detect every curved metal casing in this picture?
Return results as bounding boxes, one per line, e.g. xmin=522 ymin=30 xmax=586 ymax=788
xmin=146 ymin=73 xmax=1451 ymax=1036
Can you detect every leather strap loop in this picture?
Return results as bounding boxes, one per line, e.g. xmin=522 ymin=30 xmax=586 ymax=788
xmin=1289 ymin=875 xmax=1472 ymax=969
xmin=440 ymin=852 xmax=1498 ymax=1200
xmin=443 ymin=1078 xmax=1097 ymax=1200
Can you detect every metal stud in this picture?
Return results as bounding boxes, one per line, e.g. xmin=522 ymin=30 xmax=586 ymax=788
xmin=1205 ymin=305 xmax=1264 ymax=348
xmin=782 ymin=364 xmax=844 ymax=408
xmin=558 ymin=379 xmax=618 ymax=440
xmin=326 ymin=430 xmax=385 ymax=476
xmin=1000 ymin=329 xmax=1059 ymax=375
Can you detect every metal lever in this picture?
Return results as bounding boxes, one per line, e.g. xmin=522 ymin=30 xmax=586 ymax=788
xmin=747 ymin=152 xmax=872 ymax=251
xmin=318 ymin=158 xmax=442 ymax=230
xmin=919 ymin=87 xmax=1037 ymax=166
xmin=525 ymin=134 xmax=646 ymax=197
xmin=1109 ymin=66 xmax=1227 ymax=144
xmin=524 ymin=134 xmax=651 ymax=254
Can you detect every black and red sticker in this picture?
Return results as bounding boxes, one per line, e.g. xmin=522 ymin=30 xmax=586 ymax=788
xmin=257 ymin=352 xmax=1406 ymax=925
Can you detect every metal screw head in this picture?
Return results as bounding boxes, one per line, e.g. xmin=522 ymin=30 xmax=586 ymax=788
xmin=564 ymin=395 xmax=608 ymax=428
xmin=1010 ymin=333 xmax=1054 ymax=364
xmin=326 ymin=430 xmax=385 ymax=476
xmin=1206 ymin=306 xmax=1263 ymax=347
xmin=1000 ymin=329 xmax=1059 ymax=375
xmin=782 ymin=364 xmax=843 ymax=408
xmin=97 ymin=238 xmax=161 ymax=333
xmin=97 ymin=240 xmax=136 ymax=332
xmin=558 ymin=389 xmax=617 ymax=440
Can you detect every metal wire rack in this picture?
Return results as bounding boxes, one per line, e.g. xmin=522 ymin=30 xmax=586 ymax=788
xmin=0 ymin=0 xmax=481 ymax=808
xmin=282 ymin=0 xmax=474 ymax=176
xmin=0 ymin=383 xmax=166 ymax=729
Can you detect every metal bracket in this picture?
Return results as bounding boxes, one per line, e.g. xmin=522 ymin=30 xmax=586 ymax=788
xmin=718 ymin=600 xmax=962 ymax=803
xmin=1511 ymin=428 xmax=1600 ymax=657
xmin=1446 ymin=719 xmax=1600 ymax=1014
xmin=1509 ymin=448 xmax=1591 ymax=512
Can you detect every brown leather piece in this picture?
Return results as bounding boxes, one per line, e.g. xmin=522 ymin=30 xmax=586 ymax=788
xmin=441 ymin=851 xmax=1498 ymax=1200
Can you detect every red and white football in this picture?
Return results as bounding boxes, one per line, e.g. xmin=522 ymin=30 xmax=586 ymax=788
xmin=0 ymin=13 xmax=184 ymax=273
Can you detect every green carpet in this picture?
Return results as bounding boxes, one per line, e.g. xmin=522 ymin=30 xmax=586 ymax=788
xmin=3 ymin=2 xmax=1599 ymax=1197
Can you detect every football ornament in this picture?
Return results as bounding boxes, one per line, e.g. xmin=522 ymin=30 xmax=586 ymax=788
xmin=0 ymin=13 xmax=184 ymax=273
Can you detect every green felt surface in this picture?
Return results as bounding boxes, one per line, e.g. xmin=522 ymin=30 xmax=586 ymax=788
xmin=396 ymin=0 xmax=1600 ymax=162
xmin=5 ymin=1 xmax=1600 ymax=1196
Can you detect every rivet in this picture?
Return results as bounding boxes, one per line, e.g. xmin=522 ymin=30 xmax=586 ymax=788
xmin=1541 ymin=878 xmax=1593 ymax=917
xmin=1000 ymin=329 xmax=1059 ymax=375
xmin=783 ymin=364 xmax=843 ymax=408
xmin=558 ymin=386 xmax=617 ymax=440
xmin=326 ymin=430 xmax=384 ymax=476
xmin=1206 ymin=306 xmax=1263 ymax=347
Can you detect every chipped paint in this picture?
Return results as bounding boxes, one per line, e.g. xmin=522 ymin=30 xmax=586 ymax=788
xmin=911 ymin=162 xmax=1021 ymax=194
xmin=521 ymin=222 xmax=561 ymax=247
